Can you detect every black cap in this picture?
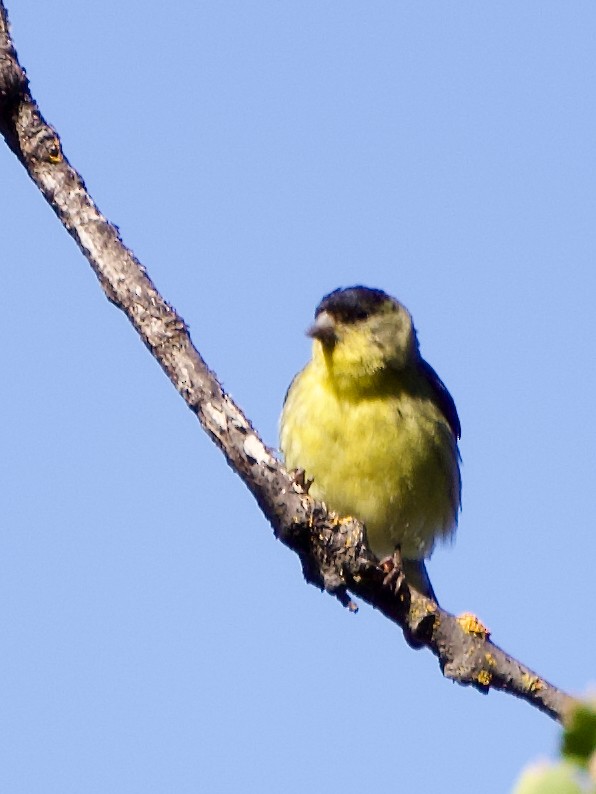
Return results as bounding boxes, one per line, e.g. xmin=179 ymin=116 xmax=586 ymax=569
xmin=315 ymin=286 xmax=395 ymax=324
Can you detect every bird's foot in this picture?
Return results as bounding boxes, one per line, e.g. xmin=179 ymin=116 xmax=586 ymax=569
xmin=290 ymin=467 xmax=313 ymax=494
xmin=380 ymin=548 xmax=407 ymax=598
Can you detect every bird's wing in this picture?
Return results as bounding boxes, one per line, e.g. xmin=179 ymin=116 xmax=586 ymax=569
xmin=282 ymin=369 xmax=303 ymax=408
xmin=419 ymin=359 xmax=461 ymax=440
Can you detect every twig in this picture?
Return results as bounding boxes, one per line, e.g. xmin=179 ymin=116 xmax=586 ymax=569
xmin=0 ymin=1 xmax=576 ymax=723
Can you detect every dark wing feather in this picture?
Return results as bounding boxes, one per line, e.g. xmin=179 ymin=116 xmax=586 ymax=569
xmin=419 ymin=359 xmax=461 ymax=440
xmin=282 ymin=369 xmax=302 ymax=408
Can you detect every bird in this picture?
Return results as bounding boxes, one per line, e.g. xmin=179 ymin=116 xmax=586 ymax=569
xmin=279 ymin=286 xmax=461 ymax=602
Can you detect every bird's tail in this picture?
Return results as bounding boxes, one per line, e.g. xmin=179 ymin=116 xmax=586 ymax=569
xmin=402 ymin=559 xmax=438 ymax=603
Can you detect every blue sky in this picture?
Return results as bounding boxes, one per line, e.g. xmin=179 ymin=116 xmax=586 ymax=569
xmin=2 ymin=3 xmax=595 ymax=792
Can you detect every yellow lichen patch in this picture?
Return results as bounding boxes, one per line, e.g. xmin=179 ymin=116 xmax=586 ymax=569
xmin=477 ymin=669 xmax=492 ymax=686
xmin=47 ymin=138 xmax=62 ymax=163
xmin=326 ymin=514 xmax=361 ymax=547
xmin=456 ymin=612 xmax=491 ymax=639
xmin=484 ymin=653 xmax=496 ymax=667
xmin=521 ymin=673 xmax=544 ymax=693
xmin=333 ymin=514 xmax=357 ymax=527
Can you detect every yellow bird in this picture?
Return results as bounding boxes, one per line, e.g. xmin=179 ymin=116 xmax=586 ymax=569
xmin=280 ymin=286 xmax=461 ymax=601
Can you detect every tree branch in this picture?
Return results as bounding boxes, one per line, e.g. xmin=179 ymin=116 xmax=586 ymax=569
xmin=0 ymin=1 xmax=576 ymax=724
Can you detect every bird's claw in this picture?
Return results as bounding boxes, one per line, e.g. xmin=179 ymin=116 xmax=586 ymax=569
xmin=380 ymin=548 xmax=408 ymax=597
xmin=290 ymin=468 xmax=313 ymax=494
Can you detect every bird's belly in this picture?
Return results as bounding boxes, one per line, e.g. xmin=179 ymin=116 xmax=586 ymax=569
xmin=281 ymin=383 xmax=457 ymax=560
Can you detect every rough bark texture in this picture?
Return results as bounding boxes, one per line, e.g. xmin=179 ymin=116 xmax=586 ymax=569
xmin=0 ymin=2 xmax=576 ymax=724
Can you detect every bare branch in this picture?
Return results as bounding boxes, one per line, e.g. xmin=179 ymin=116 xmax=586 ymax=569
xmin=0 ymin=1 xmax=576 ymax=724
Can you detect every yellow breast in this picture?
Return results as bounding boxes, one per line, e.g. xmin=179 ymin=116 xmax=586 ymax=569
xmin=280 ymin=359 xmax=460 ymax=560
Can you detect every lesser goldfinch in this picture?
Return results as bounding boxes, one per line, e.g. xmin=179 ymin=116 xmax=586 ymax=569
xmin=279 ymin=286 xmax=461 ymax=601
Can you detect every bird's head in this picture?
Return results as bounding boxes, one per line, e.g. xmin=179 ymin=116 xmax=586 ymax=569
xmin=307 ymin=286 xmax=419 ymax=391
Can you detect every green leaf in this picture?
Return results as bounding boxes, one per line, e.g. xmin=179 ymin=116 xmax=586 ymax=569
xmin=512 ymin=762 xmax=584 ymax=794
xmin=562 ymin=702 xmax=596 ymax=769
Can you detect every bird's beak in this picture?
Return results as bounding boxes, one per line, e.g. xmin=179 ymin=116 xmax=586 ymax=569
xmin=306 ymin=311 xmax=337 ymax=346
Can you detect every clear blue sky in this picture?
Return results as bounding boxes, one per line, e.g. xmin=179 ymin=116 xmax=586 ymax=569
xmin=2 ymin=3 xmax=595 ymax=792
